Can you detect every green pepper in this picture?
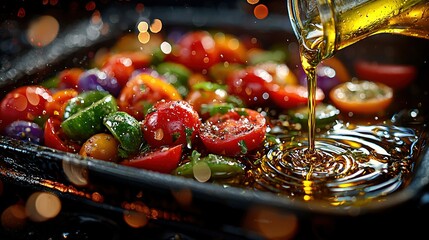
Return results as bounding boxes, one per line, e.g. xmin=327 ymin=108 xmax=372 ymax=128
xmin=200 ymin=103 xmax=235 ymax=117
xmin=156 ymin=62 xmax=191 ymax=97
xmin=288 ymin=103 xmax=340 ymax=129
xmin=103 ymin=111 xmax=143 ymax=158
xmin=63 ymin=91 xmax=109 ymax=120
xmin=174 ymin=150 xmax=245 ymax=179
xmin=61 ymin=94 xmax=117 ymax=141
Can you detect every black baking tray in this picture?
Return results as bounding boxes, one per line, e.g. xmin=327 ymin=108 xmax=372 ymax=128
xmin=1 ymin=2 xmax=429 ymax=239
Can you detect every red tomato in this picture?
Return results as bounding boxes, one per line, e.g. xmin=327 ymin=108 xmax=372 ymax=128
xmin=101 ymin=54 xmax=136 ymax=87
xmin=0 ymin=86 xmax=52 ymax=131
xmin=167 ymin=31 xmax=220 ymax=72
xmin=118 ymin=73 xmax=182 ymax=121
xmin=58 ymin=68 xmax=84 ymax=89
xmin=141 ymin=100 xmax=201 ymax=148
xmin=199 ymin=108 xmax=267 ymax=156
xmin=267 ymin=84 xmax=325 ymax=109
xmin=354 ymin=61 xmax=417 ymax=89
xmin=44 ymin=117 xmax=80 ymax=153
xmin=226 ymin=67 xmax=273 ymax=107
xmin=45 ymin=89 xmax=78 ymax=119
xmin=120 ymin=145 xmax=183 ymax=174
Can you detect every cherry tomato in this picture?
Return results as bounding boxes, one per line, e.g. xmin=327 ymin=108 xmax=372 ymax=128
xmin=141 ymin=100 xmax=201 ymax=148
xmin=118 ymin=73 xmax=182 ymax=121
xmin=167 ymin=31 xmax=220 ymax=72
xmin=57 ymin=68 xmax=84 ymax=90
xmin=267 ymin=84 xmax=325 ymax=109
xmin=329 ymin=80 xmax=393 ymax=115
xmin=45 ymin=89 xmax=78 ymax=119
xmin=101 ymin=55 xmax=134 ymax=87
xmin=120 ymin=145 xmax=182 ymax=174
xmin=354 ymin=61 xmax=417 ymax=90
xmin=199 ymin=108 xmax=267 ymax=156
xmin=44 ymin=117 xmax=80 ymax=153
xmin=226 ymin=67 xmax=273 ymax=107
xmin=213 ymin=32 xmax=247 ymax=64
xmin=79 ymin=133 xmax=120 ymax=162
xmin=0 ymin=85 xmax=52 ymax=131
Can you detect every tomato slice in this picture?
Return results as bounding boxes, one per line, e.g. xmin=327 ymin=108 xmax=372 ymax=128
xmin=0 ymin=85 xmax=52 ymax=131
xmin=120 ymin=145 xmax=182 ymax=174
xmin=199 ymin=108 xmax=267 ymax=156
xmin=354 ymin=61 xmax=417 ymax=90
xmin=117 ymin=73 xmax=182 ymax=121
xmin=44 ymin=117 xmax=80 ymax=153
xmin=267 ymin=84 xmax=325 ymax=109
xmin=329 ymin=80 xmax=393 ymax=115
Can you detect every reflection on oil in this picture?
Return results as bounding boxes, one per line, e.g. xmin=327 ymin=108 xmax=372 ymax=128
xmin=251 ymin=121 xmax=421 ymax=206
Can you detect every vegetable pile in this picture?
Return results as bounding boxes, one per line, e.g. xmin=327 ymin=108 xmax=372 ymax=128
xmin=1 ymin=29 xmax=408 ymax=183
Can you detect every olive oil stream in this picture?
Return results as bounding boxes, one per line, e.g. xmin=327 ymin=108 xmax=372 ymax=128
xmin=250 ymin=0 xmax=429 ymax=206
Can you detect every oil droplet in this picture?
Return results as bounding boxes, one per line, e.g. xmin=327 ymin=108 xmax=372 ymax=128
xmin=123 ymin=210 xmax=148 ymax=228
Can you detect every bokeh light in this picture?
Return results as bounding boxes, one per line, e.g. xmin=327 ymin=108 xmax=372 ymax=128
xmin=150 ymin=19 xmax=163 ymax=33
xmin=254 ymin=4 xmax=269 ymax=20
xmin=26 ymin=15 xmax=59 ymax=47
xmin=25 ymin=191 xmax=62 ymax=222
xmin=1 ymin=203 xmax=27 ymax=230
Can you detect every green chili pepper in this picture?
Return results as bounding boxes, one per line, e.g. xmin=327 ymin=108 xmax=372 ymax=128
xmin=200 ymin=103 xmax=235 ymax=117
xmin=103 ymin=111 xmax=143 ymax=158
xmin=61 ymin=94 xmax=117 ymax=141
xmin=174 ymin=150 xmax=245 ymax=179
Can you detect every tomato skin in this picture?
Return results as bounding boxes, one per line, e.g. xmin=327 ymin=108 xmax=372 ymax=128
xmin=120 ymin=145 xmax=182 ymax=174
xmin=101 ymin=54 xmax=135 ymax=87
xmin=354 ymin=61 xmax=417 ymax=90
xmin=45 ymin=89 xmax=78 ymax=119
xmin=199 ymin=108 xmax=267 ymax=156
xmin=167 ymin=31 xmax=220 ymax=72
xmin=117 ymin=73 xmax=182 ymax=121
xmin=44 ymin=117 xmax=80 ymax=153
xmin=0 ymin=86 xmax=52 ymax=131
xmin=141 ymin=100 xmax=202 ymax=148
xmin=58 ymin=68 xmax=84 ymax=90
xmin=226 ymin=67 xmax=273 ymax=107
xmin=267 ymin=84 xmax=325 ymax=109
xmin=213 ymin=32 xmax=247 ymax=64
xmin=186 ymin=88 xmax=227 ymax=117
xmin=329 ymin=80 xmax=393 ymax=115
xmin=79 ymin=133 xmax=120 ymax=162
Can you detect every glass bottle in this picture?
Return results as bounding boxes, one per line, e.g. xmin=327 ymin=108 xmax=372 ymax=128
xmin=287 ymin=0 xmax=429 ymax=65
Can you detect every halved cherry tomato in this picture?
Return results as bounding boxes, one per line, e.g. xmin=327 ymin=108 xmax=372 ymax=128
xmin=118 ymin=73 xmax=182 ymax=121
xmin=199 ymin=108 xmax=267 ymax=156
xmin=44 ymin=117 xmax=80 ymax=153
xmin=57 ymin=68 xmax=84 ymax=90
xmin=226 ymin=67 xmax=273 ymax=107
xmin=45 ymin=89 xmax=78 ymax=119
xmin=354 ymin=61 xmax=417 ymax=90
xmin=120 ymin=145 xmax=182 ymax=174
xmin=141 ymin=100 xmax=201 ymax=148
xmin=167 ymin=31 xmax=220 ymax=72
xmin=329 ymin=80 xmax=393 ymax=115
xmin=267 ymin=84 xmax=325 ymax=109
xmin=0 ymin=85 xmax=52 ymax=131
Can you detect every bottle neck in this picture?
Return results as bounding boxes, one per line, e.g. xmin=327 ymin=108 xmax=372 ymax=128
xmin=287 ymin=0 xmax=429 ymax=64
